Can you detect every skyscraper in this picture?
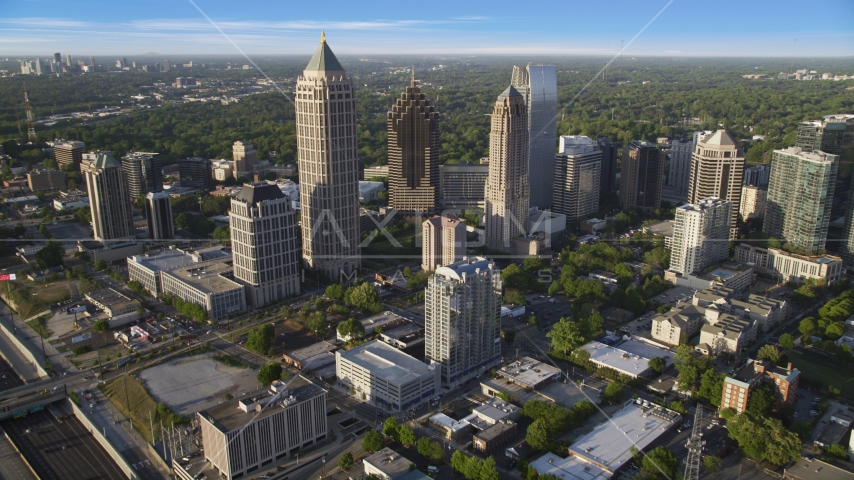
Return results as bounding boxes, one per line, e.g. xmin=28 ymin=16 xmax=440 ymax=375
xmin=121 ymin=152 xmax=163 ymax=201
xmin=33 ymin=58 xmax=42 ymax=76
xmin=296 ymin=32 xmax=361 ymax=280
xmin=620 ymin=141 xmax=664 ymax=214
xmin=511 ymin=64 xmax=557 ymax=209
xmin=424 ymin=257 xmax=502 ymax=387
xmin=665 ymin=137 xmax=692 ymax=200
xmin=179 ymin=157 xmax=213 ymax=190
xmin=230 ymin=183 xmax=301 ymax=306
xmin=841 ymin=176 xmax=854 ymax=268
xmin=553 ymin=136 xmax=601 ymax=220
xmin=65 ymin=54 xmax=72 ymax=67
xmin=597 ymin=137 xmax=618 ymax=193
xmin=795 ymin=118 xmax=848 ymax=155
xmin=687 ymin=130 xmax=744 ymax=238
xmin=422 ymin=214 xmax=465 ymax=272
xmin=669 ymin=198 xmax=732 ymax=275
xmin=387 ymin=73 xmax=440 ymax=213
xmin=232 ymin=141 xmax=256 ymax=179
xmin=145 ymin=192 xmax=174 ymax=241
xmin=484 ymin=86 xmax=530 ymax=252
xmin=53 ymin=140 xmax=85 ymax=169
xmin=82 ymin=153 xmax=135 ymax=242
xmin=53 ymin=52 xmax=61 ymax=64
xmin=89 ymin=56 xmax=95 ymax=67
xmin=764 ymin=146 xmax=838 ymax=254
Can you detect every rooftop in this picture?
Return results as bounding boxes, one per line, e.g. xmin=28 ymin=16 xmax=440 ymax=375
xmin=474 ymin=422 xmax=516 ymax=442
xmin=162 ymin=257 xmax=242 ymax=294
xmin=337 ymin=340 xmax=435 ymax=385
xmin=380 ymin=322 xmax=424 ymax=341
xmin=435 ymin=256 xmax=494 ymax=282
xmin=643 ymin=219 xmax=674 ymax=236
xmin=497 ymin=356 xmax=561 ymax=387
xmin=363 ymin=448 xmax=411 ymax=479
xmin=429 ymin=412 xmax=471 ymax=432
xmin=304 ymin=32 xmax=344 ymax=72
xmin=529 ymin=452 xmax=610 ymax=480
xmin=580 ymin=340 xmax=674 ymax=377
xmin=701 ymin=313 xmax=753 ymax=340
xmin=784 ymin=458 xmax=854 ymax=480
xmin=357 ymin=312 xmax=409 ymax=333
xmin=235 ymin=182 xmax=285 ymax=204
xmin=85 ymin=288 xmax=137 ymax=309
xmin=473 ymin=398 xmax=520 ymax=423
xmin=285 ymin=341 xmax=337 ymax=363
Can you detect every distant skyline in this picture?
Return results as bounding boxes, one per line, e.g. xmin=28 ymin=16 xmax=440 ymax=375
xmin=1 ymin=0 xmax=853 ymax=57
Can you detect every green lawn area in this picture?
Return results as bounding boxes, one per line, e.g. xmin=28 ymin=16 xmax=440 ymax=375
xmin=27 ymin=315 xmax=53 ymax=338
xmin=1 ymin=281 xmax=71 ymax=319
xmin=361 ymin=229 xmax=418 ymax=259
xmin=787 ymin=351 xmax=854 ymax=400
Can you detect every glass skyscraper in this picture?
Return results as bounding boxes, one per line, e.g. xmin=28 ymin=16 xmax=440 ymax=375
xmin=511 ymin=64 xmax=557 ymax=209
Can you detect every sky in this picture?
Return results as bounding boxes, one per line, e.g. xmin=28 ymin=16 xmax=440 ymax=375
xmin=1 ymin=0 xmax=853 ymax=57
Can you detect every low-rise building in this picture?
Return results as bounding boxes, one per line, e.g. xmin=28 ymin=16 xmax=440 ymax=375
xmin=283 ymin=341 xmax=337 ymax=374
xmin=693 ymin=286 xmax=788 ymax=333
xmin=783 ymin=458 xmax=854 ymax=480
xmin=359 ymin=181 xmax=386 ymax=203
xmin=335 ymin=311 xmax=408 ymax=342
xmin=160 ymin=258 xmax=245 ymax=321
xmin=379 ymin=322 xmax=425 ymax=351
xmin=697 ymin=309 xmax=756 ymax=356
xmin=721 ymin=359 xmax=799 ymax=413
xmin=642 ymin=219 xmax=674 ymax=248
xmin=579 ymin=340 xmax=675 ymax=379
xmin=85 ymin=288 xmax=140 ymax=317
xmin=473 ymin=421 xmax=517 ymax=454
xmin=363 ymin=165 xmax=389 ymax=180
xmin=472 ymin=397 xmax=521 ymax=426
xmin=495 ymin=356 xmax=561 ymax=389
xmin=734 ymin=244 xmax=844 ymax=285
xmin=363 ymin=448 xmax=412 ymax=480
xmin=580 ymin=218 xmax=607 ymax=235
xmin=528 ymin=208 xmax=566 ymax=245
xmin=27 ymin=169 xmax=66 ymax=193
xmin=429 ymin=412 xmax=473 ymax=441
xmin=53 ymin=195 xmax=89 ymax=211
xmin=814 ymin=410 xmax=852 ymax=448
xmin=77 ymin=241 xmax=144 ymax=263
xmin=651 ymin=303 xmax=707 ymax=345
xmin=664 ymin=262 xmax=754 ymax=291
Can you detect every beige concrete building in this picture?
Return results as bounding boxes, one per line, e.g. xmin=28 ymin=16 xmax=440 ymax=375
xmin=161 ymin=257 xmax=246 ymax=321
xmin=232 ymin=140 xmax=256 ymax=179
xmin=484 ymin=86 xmax=530 ymax=252
xmin=53 ymin=140 xmax=84 ymax=169
xmin=422 ymin=214 xmax=465 ymax=271
xmin=739 ymin=185 xmax=766 ymax=220
xmin=687 ymin=130 xmax=744 ymax=238
xmin=26 ymin=170 xmax=65 ymax=193
xmin=734 ymin=244 xmax=844 ymax=285
xmin=669 ymin=198 xmax=731 ymax=275
xmin=85 ymin=288 xmax=139 ymax=317
xmin=651 ymin=303 xmax=706 ymax=345
xmin=620 ymin=140 xmax=665 ymax=214
xmin=295 ymin=33 xmax=361 ymax=280
xmin=82 ymin=153 xmax=135 ymax=242
xmin=697 ymin=309 xmax=756 ymax=356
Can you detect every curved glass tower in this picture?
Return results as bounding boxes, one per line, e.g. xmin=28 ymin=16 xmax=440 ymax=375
xmin=511 ymin=64 xmax=557 ymax=209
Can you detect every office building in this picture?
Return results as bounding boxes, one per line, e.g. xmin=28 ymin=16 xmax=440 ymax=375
xmin=734 ymin=244 xmax=844 ymax=285
xmin=161 ymin=257 xmax=246 ymax=320
xmin=740 ymin=186 xmax=766 ymax=220
xmin=85 ymin=288 xmax=140 ymax=318
xmin=53 ymin=140 xmax=85 ymax=169
xmin=670 ymin=198 xmax=731 ymax=275
xmin=843 ymin=177 xmax=854 ymax=269
xmin=33 ymin=58 xmax=42 ymax=75
xmin=129 ymin=247 xmax=227 ymax=295
xmin=484 ymin=86 xmax=530 ymax=252
xmin=438 ymin=163 xmax=488 ymax=209
xmin=179 ymin=157 xmax=213 ymax=190
xmin=553 ymin=135 xmax=601 ymax=220
xmin=743 ymin=164 xmax=771 ymax=187
xmin=230 ymin=183 xmax=300 ymax=306
xmin=387 ymin=73 xmax=439 ymax=213
xmin=363 ymin=165 xmax=388 ymax=180
xmin=26 ymin=170 xmax=65 ymax=193
xmin=296 ymin=32 xmax=361 ymax=279
xmin=687 ymin=130 xmax=744 ymax=238
xmin=597 ymin=137 xmax=618 ymax=193
xmin=363 ymin=448 xmax=415 ymax=480
xmin=510 ymin=64 xmax=557 ymax=208
xmin=796 ymin=118 xmax=848 ymax=155
xmin=82 ymin=153 xmax=135 ymax=242
xmin=144 ymin=192 xmax=173 ymax=241
xmin=422 ymin=214 xmax=466 ymax=271
xmin=764 ymin=147 xmax=838 ymax=254
xmin=65 ymin=54 xmax=72 ymax=67
xmin=665 ymin=137 xmax=692 ymax=200
xmin=620 ymin=141 xmax=664 ymax=214
xmin=425 ymin=257 xmax=502 ymax=387
xmin=198 ymin=376 xmax=327 ymax=480
xmin=121 ymin=152 xmax=162 ymax=200
xmin=721 ymin=359 xmax=799 ymax=414
xmin=580 ymin=339 xmax=675 ymax=379
xmin=232 ymin=140 xmax=256 ymax=179
xmin=335 ymin=340 xmax=439 ymax=412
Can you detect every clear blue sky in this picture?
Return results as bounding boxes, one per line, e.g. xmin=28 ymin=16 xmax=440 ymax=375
xmin=1 ymin=0 xmax=852 ymax=56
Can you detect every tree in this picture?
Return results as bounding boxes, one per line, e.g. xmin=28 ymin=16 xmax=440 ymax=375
xmin=501 ymin=263 xmax=529 ymax=289
xmin=398 ymin=425 xmax=415 ymax=447
xmin=526 ymin=419 xmax=551 ymax=451
xmin=212 ymin=226 xmax=230 ymax=242
xmin=245 ymin=324 xmax=275 ymax=355
xmin=325 ymin=283 xmax=345 ymax=302
xmin=824 ymin=444 xmax=848 ymax=460
xmin=826 ymin=322 xmax=846 ymax=340
xmin=522 ymin=256 xmax=548 ymax=274
xmin=480 ymin=456 xmax=500 ymax=480
xmin=702 ymin=456 xmax=722 ymax=473
xmin=503 ymin=290 xmax=526 ymax=306
xmin=451 ymin=451 xmax=467 ymax=473
xmin=648 ymin=357 xmax=666 ymax=373
xmin=306 ymin=311 xmax=329 ymax=339
xmin=257 ymin=362 xmax=282 ymax=386
xmin=95 ymin=259 xmax=107 ymax=271
xmin=337 ymin=318 xmax=366 ymax=339
xmin=799 ymin=317 xmax=816 ymax=336
xmin=92 ymin=319 xmax=109 ymax=332
xmin=382 ymin=416 xmax=399 ymax=437
xmin=345 ymin=282 xmax=382 ymax=314
xmin=677 ymin=365 xmax=697 ymax=392
xmin=697 ymin=369 xmax=725 ymax=407
xmin=417 ymin=437 xmax=444 ymax=463
xmin=727 ymin=414 xmax=800 ymax=465
xmin=547 ymin=317 xmax=585 ymax=355
xmin=779 ymin=333 xmax=794 ymax=349
xmin=747 ymin=384 xmax=776 ymax=418
xmin=601 ymin=382 xmax=624 ymax=405
xmin=757 ymin=344 xmax=780 ymax=364
xmin=338 ymin=452 xmax=354 ymax=470
xmin=362 ymin=430 xmax=384 ymax=452
xmin=35 ymin=240 xmax=64 ymax=268
xmin=641 ymin=446 xmax=679 ymax=480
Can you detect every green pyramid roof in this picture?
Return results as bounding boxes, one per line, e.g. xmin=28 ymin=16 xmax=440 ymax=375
xmin=497 ymin=85 xmax=522 ymax=100
xmin=305 ymin=31 xmax=344 ymax=72
xmin=92 ymin=152 xmax=120 ymax=168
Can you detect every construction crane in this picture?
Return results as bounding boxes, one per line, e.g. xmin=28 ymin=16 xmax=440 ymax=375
xmin=683 ymin=404 xmax=706 ymax=480
xmin=23 ymin=82 xmax=36 ymax=142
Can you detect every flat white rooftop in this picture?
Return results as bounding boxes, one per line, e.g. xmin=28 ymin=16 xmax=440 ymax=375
xmin=429 ymin=412 xmax=471 ymax=432
xmin=529 ymin=452 xmax=610 ymax=480
xmin=337 ymin=340 xmax=434 ymax=385
xmin=498 ymin=356 xmax=562 ymax=387
xmin=580 ymin=340 xmax=674 ymax=378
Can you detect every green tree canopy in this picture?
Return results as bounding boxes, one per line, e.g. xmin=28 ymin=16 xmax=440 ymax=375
xmin=641 ymin=446 xmax=679 ymax=480
xmin=257 ymin=362 xmax=282 ymax=386
xmin=362 ymin=430 xmax=385 ymax=452
xmin=35 ymin=240 xmax=64 ymax=268
xmin=245 ymin=324 xmax=275 ymax=355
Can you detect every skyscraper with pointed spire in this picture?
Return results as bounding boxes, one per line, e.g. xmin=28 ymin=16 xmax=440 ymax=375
xmin=484 ymin=86 xmax=530 ymax=252
xmin=296 ymin=32 xmax=361 ymax=280
xmin=387 ymin=70 xmax=440 ymax=213
xmin=687 ymin=130 xmax=745 ymax=238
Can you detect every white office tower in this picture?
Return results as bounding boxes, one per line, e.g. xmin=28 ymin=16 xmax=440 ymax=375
xmin=510 ymin=64 xmax=557 ymax=209
xmin=553 ymin=136 xmax=601 ymax=220
xmin=295 ymin=32 xmax=361 ymax=280
xmin=425 ymin=257 xmax=502 ymax=387
xmin=670 ymin=198 xmax=732 ymax=275
xmin=230 ymin=183 xmax=301 ymax=306
xmin=666 ymin=137 xmax=693 ymax=200
xmin=422 ymin=214 xmax=466 ymax=271
xmin=82 ymin=153 xmax=135 ymax=242
xmin=144 ymin=192 xmax=174 ymax=241
xmin=484 ymin=86 xmax=530 ymax=252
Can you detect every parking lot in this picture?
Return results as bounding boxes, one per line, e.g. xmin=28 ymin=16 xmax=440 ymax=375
xmin=525 ymin=294 xmax=572 ymax=329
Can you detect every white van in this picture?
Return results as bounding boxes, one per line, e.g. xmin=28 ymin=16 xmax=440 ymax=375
xmin=427 ymin=466 xmax=439 ymax=474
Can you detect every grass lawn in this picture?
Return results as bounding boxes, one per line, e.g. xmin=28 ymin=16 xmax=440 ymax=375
xmin=361 ymin=229 xmax=419 ymax=260
xmin=2 ymin=281 xmax=71 ymax=319
xmin=100 ymin=375 xmax=161 ymax=443
xmin=26 ymin=315 xmax=53 ymax=338
xmin=786 ymin=351 xmax=854 ymax=400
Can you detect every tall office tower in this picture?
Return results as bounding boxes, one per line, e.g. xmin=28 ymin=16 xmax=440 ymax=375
xmin=121 ymin=57 xmax=128 ymax=68
xmin=620 ymin=141 xmax=664 ymax=214
xmin=82 ymin=153 xmax=135 ymax=242
xmin=178 ymin=157 xmax=213 ymax=189
xmin=842 ymin=177 xmax=854 ymax=268
xmin=510 ymin=64 xmax=557 ymax=208
xmin=121 ymin=152 xmax=163 ymax=201
xmin=666 ymin=137 xmax=693 ymax=199
xmin=553 ymin=136 xmax=601 ymax=220
xmin=162 ymin=60 xmax=171 ymax=72
xmin=597 ymin=137 xmax=618 ymax=192
xmin=438 ymin=163 xmax=489 ymax=210
xmin=687 ymin=130 xmax=744 ymax=238
xmin=424 ymin=257 xmax=502 ymax=387
xmin=296 ymin=32 xmax=361 ymax=280
xmin=764 ymin=146 xmax=838 ymax=254
xmin=669 ymin=198 xmax=732 ymax=275
xmin=232 ymin=140 xmax=256 ymax=179
xmin=742 ymin=165 xmax=771 ymax=187
xmin=387 ymin=73 xmax=440 ymax=213
xmin=795 ymin=118 xmax=848 ymax=155
xmin=89 ymin=56 xmax=95 ymax=67
xmin=34 ymin=58 xmax=42 ymax=75
xmin=484 ymin=86 xmax=530 ymax=252
xmin=230 ymin=183 xmax=301 ymax=306
xmin=145 ymin=192 xmax=174 ymax=241
xmin=65 ymin=54 xmax=72 ymax=67
xmin=53 ymin=53 xmax=61 ymax=64
xmin=53 ymin=140 xmax=85 ymax=169
xmin=422 ymin=214 xmax=465 ymax=271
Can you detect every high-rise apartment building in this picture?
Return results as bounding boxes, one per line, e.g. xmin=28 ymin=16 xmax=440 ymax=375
xmin=145 ymin=192 xmax=174 ymax=241
xmin=179 ymin=157 xmax=213 ymax=190
xmin=764 ymin=146 xmax=838 ymax=254
xmin=597 ymin=137 xmax=618 ymax=193
xmin=620 ymin=141 xmax=664 ymax=214
xmin=230 ymin=183 xmax=301 ymax=306
xmin=438 ymin=163 xmax=488 ymax=210
xmin=82 ymin=153 xmax=135 ymax=242
xmin=387 ymin=74 xmax=439 ymax=213
xmin=742 ymin=165 xmax=771 ymax=187
xmin=295 ymin=33 xmax=361 ymax=280
xmin=89 ymin=56 xmax=95 ymax=67
xmin=53 ymin=140 xmax=85 ymax=169
xmin=687 ymin=130 xmax=744 ymax=238
xmin=65 ymin=54 xmax=72 ymax=67
xmin=843 ymin=176 xmax=854 ymax=268
xmin=425 ymin=257 xmax=502 ymax=387
xmin=121 ymin=152 xmax=162 ymax=200
xmin=422 ymin=214 xmax=466 ymax=271
xmin=553 ymin=136 xmax=601 ymax=220
xmin=669 ymin=198 xmax=732 ymax=275
xmin=795 ymin=118 xmax=847 ymax=155
xmin=161 ymin=59 xmax=170 ymax=72
xmin=34 ymin=58 xmax=42 ymax=75
xmin=510 ymin=64 xmax=557 ymax=209
xmin=53 ymin=52 xmax=61 ymax=64
xmin=665 ymin=137 xmax=692 ymax=200
xmin=739 ymin=186 xmax=766 ymax=220
xmin=232 ymin=140 xmax=256 ymax=179
xmin=484 ymin=86 xmax=530 ymax=252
